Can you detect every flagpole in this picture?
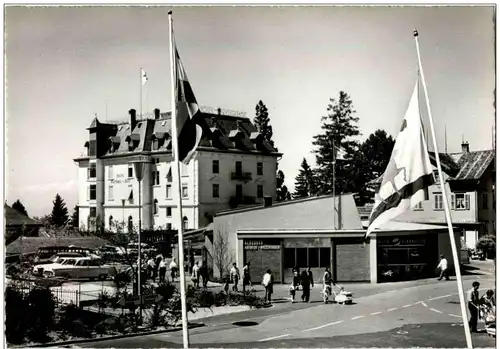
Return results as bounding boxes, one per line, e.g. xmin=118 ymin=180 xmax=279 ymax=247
xmin=413 ymin=29 xmax=473 ymax=349
xmin=140 ymin=68 xmax=143 ymax=119
xmin=333 ymin=140 xmax=336 ymax=230
xmin=169 ymin=10 xmax=190 ymax=349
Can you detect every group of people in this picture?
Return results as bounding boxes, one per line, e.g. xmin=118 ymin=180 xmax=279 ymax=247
xmin=467 ymin=281 xmax=496 ymax=333
xmin=145 ymin=254 xmax=179 ymax=283
xmin=289 ymin=266 xmax=335 ymax=303
xmin=190 ymin=260 xmax=210 ymax=288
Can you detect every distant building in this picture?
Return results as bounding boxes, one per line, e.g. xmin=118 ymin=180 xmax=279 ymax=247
xmin=366 ymin=141 xmax=495 ymax=250
xmin=4 ymin=204 xmax=42 ymax=245
xmin=73 ymin=107 xmax=281 ymax=233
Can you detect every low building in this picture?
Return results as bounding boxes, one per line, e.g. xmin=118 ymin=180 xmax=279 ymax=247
xmin=209 ymin=194 xmax=460 ymax=284
xmin=4 ymin=204 xmax=42 ymax=245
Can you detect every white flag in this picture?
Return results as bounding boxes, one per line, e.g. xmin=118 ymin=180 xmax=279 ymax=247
xmin=366 ymin=79 xmax=435 ymax=238
xmin=141 ymin=68 xmax=148 ymax=86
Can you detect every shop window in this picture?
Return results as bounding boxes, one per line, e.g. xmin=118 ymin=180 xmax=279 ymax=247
xmin=433 ymin=193 xmax=443 ymax=210
xmin=296 ymin=248 xmax=308 ymax=268
xmin=257 ymin=162 xmax=263 ymax=175
xmin=213 ymin=184 xmax=219 ymax=198
xmin=308 ymin=248 xmax=319 ymax=268
xmin=284 ymin=248 xmax=295 ymax=268
xmin=319 ymin=248 xmax=331 ymax=268
xmin=213 ymin=160 xmax=219 ymax=174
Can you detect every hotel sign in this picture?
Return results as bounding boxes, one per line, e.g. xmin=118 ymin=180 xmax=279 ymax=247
xmin=378 ymin=237 xmax=426 ymax=246
xmin=244 ymin=239 xmax=281 ymax=250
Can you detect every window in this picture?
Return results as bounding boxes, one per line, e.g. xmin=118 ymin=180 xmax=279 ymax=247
xmin=166 ymin=184 xmax=172 ymax=199
xmin=284 ymin=247 xmax=331 ymax=269
xmin=128 ymin=185 xmax=134 ymax=204
xmin=166 ymin=207 xmax=172 ymax=217
xmin=433 ymin=193 xmax=443 ymax=210
xmin=454 ymin=193 xmax=470 ymax=210
xmin=181 ymin=163 xmax=189 ymax=177
xmin=152 ymin=139 xmax=159 ymax=151
xmin=432 ymin=170 xmax=439 ymax=183
xmin=88 ymin=185 xmax=96 ymax=201
xmin=88 ymin=163 xmax=96 ymax=178
xmin=182 ymin=185 xmax=188 ymax=198
xmin=213 ymin=184 xmax=219 ymax=198
xmin=296 ymin=248 xmax=308 ymax=268
xmin=213 ymin=160 xmax=219 ymax=174
xmin=153 ymin=170 xmax=160 ymax=186
xmin=257 ymin=162 xmax=263 ymax=175
xmin=413 ymin=201 xmax=423 ymax=210
xmin=128 ymin=216 xmax=133 ymax=234
xmin=236 ymin=184 xmax=243 ymax=198
xmin=166 ymin=223 xmax=172 ymax=230
xmin=183 ymin=216 xmax=188 ymax=230
xmin=308 ymin=248 xmax=319 ymax=268
xmin=108 ymin=165 xmax=113 ymax=179
xmin=109 ymin=215 xmax=113 ymax=229
xmin=235 ymin=161 xmax=242 ymax=175
xmin=108 ymin=185 xmax=114 ymax=201
xmin=166 ymin=167 xmax=172 ymax=182
xmin=153 ymin=199 xmax=159 ymax=215
xmin=257 ymin=185 xmax=263 ymax=198
xmin=483 ymin=193 xmax=489 ymax=209
xmin=128 ymin=165 xmax=133 ymax=178
xmin=284 ymin=248 xmax=296 ymax=268
xmin=319 ymin=248 xmax=331 ymax=268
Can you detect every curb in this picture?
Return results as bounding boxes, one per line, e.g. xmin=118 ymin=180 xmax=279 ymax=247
xmin=27 ymin=323 xmax=205 ymax=348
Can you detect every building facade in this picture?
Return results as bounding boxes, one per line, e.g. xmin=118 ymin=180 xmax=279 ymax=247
xmin=366 ymin=142 xmax=495 ymax=250
xmin=73 ymin=108 xmax=281 ymax=233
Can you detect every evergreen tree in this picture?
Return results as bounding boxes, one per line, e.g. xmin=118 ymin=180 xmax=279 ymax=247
xmin=70 ymin=205 xmax=79 ymax=228
xmin=50 ymin=194 xmax=69 ymax=227
xmin=253 ymin=100 xmax=275 ymax=149
xmin=312 ymin=91 xmax=360 ymax=195
xmin=293 ymin=158 xmax=316 ymax=199
xmin=12 ymin=199 xmax=28 ymax=216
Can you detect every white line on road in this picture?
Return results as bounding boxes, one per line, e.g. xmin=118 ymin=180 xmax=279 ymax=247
xmin=387 ymin=308 xmax=398 ymax=312
xmin=449 ymin=314 xmax=462 ymax=318
xmin=258 ymin=334 xmax=290 ymax=342
xmin=430 ymin=308 xmax=443 ymax=314
xmin=351 ymin=315 xmax=365 ymax=320
xmin=427 ymin=294 xmax=454 ymax=301
xmin=402 ymin=304 xmax=412 ymax=308
xmin=370 ymin=312 xmax=382 ymax=316
xmin=422 ymin=302 xmax=428 ymax=307
xmin=302 ymin=320 xmax=344 ymax=332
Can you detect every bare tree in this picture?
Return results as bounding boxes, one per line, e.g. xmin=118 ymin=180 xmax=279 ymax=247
xmin=212 ymin=230 xmax=233 ymax=280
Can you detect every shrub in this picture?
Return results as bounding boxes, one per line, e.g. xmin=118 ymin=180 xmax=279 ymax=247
xmin=5 ymin=286 xmax=28 ymax=344
xmin=95 ymin=317 xmax=125 ymax=334
xmin=69 ymin=319 xmax=92 ymax=338
xmin=26 ymin=287 xmax=56 ymax=342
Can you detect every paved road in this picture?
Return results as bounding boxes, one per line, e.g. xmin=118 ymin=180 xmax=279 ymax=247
xmin=75 ymin=270 xmax=495 ymax=348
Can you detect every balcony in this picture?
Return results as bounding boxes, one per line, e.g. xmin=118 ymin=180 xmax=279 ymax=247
xmin=231 ymin=172 xmax=252 ymax=181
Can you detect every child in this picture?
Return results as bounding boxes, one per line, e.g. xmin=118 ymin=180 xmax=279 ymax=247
xmin=290 ymin=270 xmax=301 ymax=303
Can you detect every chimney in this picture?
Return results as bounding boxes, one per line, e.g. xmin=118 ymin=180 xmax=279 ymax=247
xmin=154 ymin=108 xmax=160 ymax=120
xmin=129 ymin=109 xmax=137 ymax=130
xmin=461 ymin=141 xmax=470 ymax=153
xmin=263 ymin=196 xmax=272 ymax=208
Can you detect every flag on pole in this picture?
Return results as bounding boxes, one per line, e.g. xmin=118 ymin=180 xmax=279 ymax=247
xmin=174 ymin=46 xmax=203 ymax=164
xmin=365 ymin=79 xmax=435 ymax=238
xmin=141 ymin=68 xmax=148 ymax=85
xmin=334 ymin=145 xmax=347 ymax=161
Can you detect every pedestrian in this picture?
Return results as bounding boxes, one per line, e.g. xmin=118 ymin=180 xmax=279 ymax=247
xmin=147 ymin=257 xmax=155 ymax=281
xmin=467 ymin=281 xmax=480 ymax=332
xmin=155 ymin=253 xmax=162 ymax=280
xmin=200 ymin=260 xmax=209 ymax=289
xmin=262 ymin=269 xmax=273 ymax=304
xmin=290 ymin=270 xmax=301 ymax=303
xmin=192 ymin=261 xmax=200 ymax=288
xmin=437 ymin=254 xmax=450 ymax=281
xmin=481 ymin=289 xmax=496 ymax=309
xmin=322 ymin=267 xmax=333 ymax=304
xmin=158 ymin=258 xmax=167 ymax=283
xmin=230 ymin=263 xmax=240 ymax=292
xmin=169 ymin=258 xmax=178 ymax=282
xmin=306 ymin=266 xmax=314 ymax=288
xmin=300 ymin=270 xmax=312 ymax=302
xmin=242 ymin=262 xmax=251 ymax=292
xmin=189 ymin=251 xmax=195 ymax=275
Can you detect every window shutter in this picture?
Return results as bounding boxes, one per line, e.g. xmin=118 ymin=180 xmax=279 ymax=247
xmin=465 ymin=194 xmax=470 ymax=210
xmin=451 ymin=194 xmax=455 ymax=210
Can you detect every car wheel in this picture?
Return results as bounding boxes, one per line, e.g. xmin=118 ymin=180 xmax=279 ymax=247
xmin=99 ymin=274 xmax=107 ymax=281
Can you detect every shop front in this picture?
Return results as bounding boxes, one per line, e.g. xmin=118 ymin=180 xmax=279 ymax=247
xmin=244 ymin=239 xmax=282 ymax=283
xmin=376 ymin=234 xmax=438 ymax=282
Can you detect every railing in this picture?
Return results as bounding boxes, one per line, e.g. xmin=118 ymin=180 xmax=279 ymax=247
xmin=231 ymin=172 xmax=252 ymax=181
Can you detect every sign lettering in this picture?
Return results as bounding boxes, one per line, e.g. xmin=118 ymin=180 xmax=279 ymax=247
xmin=244 ymin=240 xmax=280 ymax=250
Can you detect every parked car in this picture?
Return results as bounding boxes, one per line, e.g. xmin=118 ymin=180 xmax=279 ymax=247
xmin=39 ymin=256 xmax=117 ymax=280
xmin=34 ymin=246 xmax=93 ymax=265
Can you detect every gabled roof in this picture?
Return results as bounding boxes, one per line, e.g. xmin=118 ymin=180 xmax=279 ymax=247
xmin=4 ymin=204 xmax=41 ymax=227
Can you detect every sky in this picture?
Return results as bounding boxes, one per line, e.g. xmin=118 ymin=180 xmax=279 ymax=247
xmin=5 ymin=5 xmax=496 ymax=218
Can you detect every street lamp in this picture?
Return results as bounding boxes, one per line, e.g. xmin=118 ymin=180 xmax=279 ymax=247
xmin=121 ymin=199 xmax=126 ymax=233
xmin=129 ymin=157 xmax=151 ymax=298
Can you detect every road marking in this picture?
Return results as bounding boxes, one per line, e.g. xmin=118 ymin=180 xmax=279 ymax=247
xmin=351 ymin=315 xmax=364 ymax=320
xmin=402 ymin=304 xmax=412 ymax=308
xmin=387 ymin=308 xmax=398 ymax=312
xmin=428 ymin=294 xmax=454 ymax=301
xmin=370 ymin=311 xmax=381 ymax=315
xmin=422 ymin=302 xmax=428 ymax=307
xmin=430 ymin=308 xmax=443 ymax=314
xmin=258 ymin=334 xmax=290 ymax=342
xmin=449 ymin=314 xmax=462 ymax=318
xmin=302 ymin=320 xmax=343 ymax=332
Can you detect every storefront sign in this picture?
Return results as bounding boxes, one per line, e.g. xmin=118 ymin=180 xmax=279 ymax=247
xmin=244 ymin=240 xmax=281 ymax=250
xmin=378 ymin=237 xmax=426 ymax=246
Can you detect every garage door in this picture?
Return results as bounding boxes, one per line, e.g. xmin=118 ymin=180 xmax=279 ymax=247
xmin=244 ymin=249 xmax=282 ymax=284
xmin=335 ymin=239 xmax=370 ymax=282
